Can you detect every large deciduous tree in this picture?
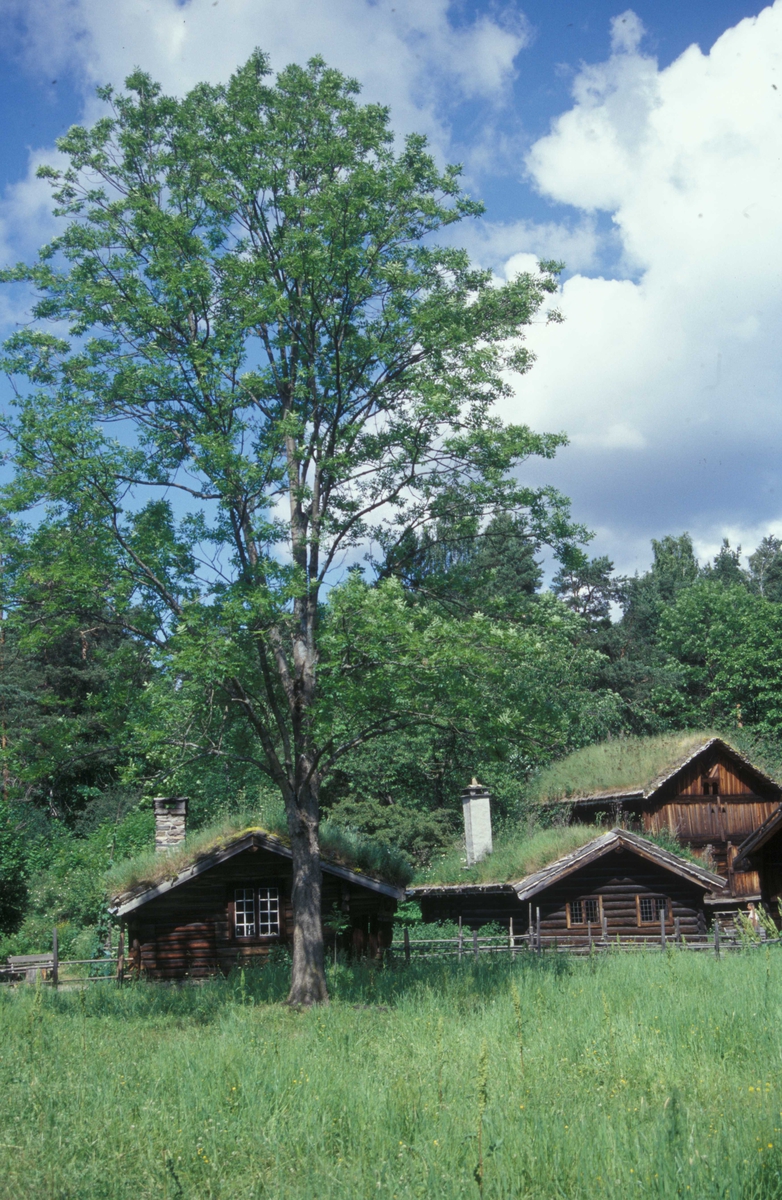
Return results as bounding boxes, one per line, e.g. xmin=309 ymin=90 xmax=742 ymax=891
xmin=1 ymin=54 xmax=576 ymax=1004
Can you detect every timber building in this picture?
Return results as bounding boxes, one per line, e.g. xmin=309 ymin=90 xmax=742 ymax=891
xmin=410 ymin=828 xmax=724 ymax=943
xmin=409 ymin=734 xmax=782 ymax=942
xmin=110 ymin=800 xmax=404 ymax=980
xmin=535 ymin=735 xmax=782 ymax=903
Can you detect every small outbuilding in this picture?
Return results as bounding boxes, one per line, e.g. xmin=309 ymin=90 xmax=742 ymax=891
xmin=110 ymin=800 xmax=406 ymax=979
xmin=409 ymin=829 xmax=725 ymax=944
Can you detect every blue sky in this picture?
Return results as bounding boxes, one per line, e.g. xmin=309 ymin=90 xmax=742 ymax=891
xmin=0 ymin=0 xmax=779 ymax=575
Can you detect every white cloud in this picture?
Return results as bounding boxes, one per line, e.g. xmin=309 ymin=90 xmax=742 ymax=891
xmin=463 ymin=216 xmax=603 ymax=275
xmin=2 ymin=0 xmax=527 ymax=148
xmin=0 ymin=0 xmax=528 ymax=316
xmin=497 ymin=3 xmax=782 ymax=573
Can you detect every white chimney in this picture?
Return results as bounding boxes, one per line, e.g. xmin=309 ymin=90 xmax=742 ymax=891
xmin=462 ymin=778 xmax=493 ymax=866
xmin=153 ymin=796 xmax=188 ymax=853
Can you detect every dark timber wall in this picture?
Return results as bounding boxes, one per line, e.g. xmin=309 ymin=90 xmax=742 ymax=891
xmin=418 ymin=850 xmax=709 ymax=942
xmin=125 ymin=845 xmax=396 ymax=980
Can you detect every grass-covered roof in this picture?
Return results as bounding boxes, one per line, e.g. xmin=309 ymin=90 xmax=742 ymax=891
xmin=412 ymin=825 xmax=606 ymax=888
xmin=108 ymin=811 xmax=414 ymax=903
xmin=411 ymin=822 xmax=706 ymax=890
xmin=526 ymin=731 xmax=728 ymax=805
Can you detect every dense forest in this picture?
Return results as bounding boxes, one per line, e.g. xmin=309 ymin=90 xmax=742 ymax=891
xmin=3 ymin=518 xmax=782 ymax=959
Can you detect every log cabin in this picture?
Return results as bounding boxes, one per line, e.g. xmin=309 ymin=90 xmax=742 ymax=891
xmin=110 ymin=800 xmax=406 ymax=979
xmin=409 ymin=828 xmax=724 ymax=944
xmin=531 ymin=734 xmax=782 ymax=905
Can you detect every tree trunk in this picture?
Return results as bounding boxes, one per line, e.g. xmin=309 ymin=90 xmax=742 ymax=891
xmin=286 ymin=779 xmax=329 ymax=1006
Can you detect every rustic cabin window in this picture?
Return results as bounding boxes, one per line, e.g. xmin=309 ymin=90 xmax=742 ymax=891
xmin=235 ymin=889 xmax=256 ymax=938
xmin=257 ymin=887 xmax=280 ymax=936
xmin=638 ymin=896 xmax=667 ymax=924
xmin=701 ymin=776 xmax=719 ymax=796
xmin=567 ymin=897 xmax=601 ymax=926
xmin=234 ymin=887 xmax=281 ymax=938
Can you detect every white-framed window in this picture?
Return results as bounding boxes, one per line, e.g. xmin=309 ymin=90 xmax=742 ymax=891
xmin=234 ymin=887 xmax=281 ymax=938
xmin=235 ymin=888 xmax=256 ymax=938
xmin=257 ymin=887 xmax=280 ymax=936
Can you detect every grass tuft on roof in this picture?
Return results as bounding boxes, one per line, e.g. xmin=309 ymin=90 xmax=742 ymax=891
xmin=414 ymin=824 xmax=605 ymax=887
xmin=413 ymin=822 xmax=706 ymax=888
xmin=107 ymin=807 xmax=413 ymax=901
xmin=526 ymin=730 xmax=726 ymax=805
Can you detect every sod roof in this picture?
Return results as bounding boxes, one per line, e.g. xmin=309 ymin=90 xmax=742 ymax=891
xmin=525 ymin=731 xmax=782 ymax=806
xmin=409 ymin=828 xmax=725 ymax=898
xmin=108 ymin=814 xmax=413 ymax=913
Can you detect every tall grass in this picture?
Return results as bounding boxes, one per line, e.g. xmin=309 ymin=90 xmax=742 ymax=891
xmin=2 ymin=949 xmax=782 ymax=1198
xmin=528 ymin=729 xmax=722 ymax=802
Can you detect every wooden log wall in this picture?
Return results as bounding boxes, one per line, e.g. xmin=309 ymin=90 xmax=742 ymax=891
xmin=126 ymin=844 xmax=396 ymax=979
xmin=536 ymin=853 xmax=706 ymax=941
xmin=420 ymin=854 xmax=710 ymax=942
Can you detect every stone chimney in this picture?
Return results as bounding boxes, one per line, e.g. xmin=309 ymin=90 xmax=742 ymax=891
xmin=153 ymin=796 xmax=188 ymax=853
xmin=462 ymin=778 xmax=493 ymax=866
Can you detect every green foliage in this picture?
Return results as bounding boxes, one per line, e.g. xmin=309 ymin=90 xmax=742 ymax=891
xmin=748 ymin=536 xmax=782 ymax=601
xmin=552 ymin=549 xmax=625 ymax=626
xmin=0 ymin=802 xmax=154 ymax=959
xmin=0 ymin=801 xmax=27 ymax=935
xmin=3 ymin=952 xmax=782 ymax=1198
xmin=381 ymin=509 xmax=548 ymax=620
xmin=654 ymin=584 xmax=782 ymax=733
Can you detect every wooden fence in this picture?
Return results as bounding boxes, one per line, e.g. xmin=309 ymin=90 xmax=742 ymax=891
xmin=397 ymin=913 xmax=777 ymax=963
xmin=3 ymin=921 xmax=777 ymax=985
xmin=0 ymin=927 xmax=126 ymax=985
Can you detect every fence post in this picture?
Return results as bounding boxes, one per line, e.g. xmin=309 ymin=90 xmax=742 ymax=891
xmin=509 ymin=916 xmax=513 ymax=956
xmin=458 ymin=915 xmax=463 ymax=962
xmin=714 ymin=920 xmax=720 ymax=959
xmin=404 ymin=927 xmax=411 ymax=966
xmin=588 ymin=921 xmax=592 ymax=953
xmin=473 ymin=928 xmax=479 ymax=961
xmin=52 ymin=927 xmax=58 ymax=989
xmin=116 ymin=925 xmax=125 ymax=987
xmin=660 ymin=907 xmax=666 ymax=950
xmin=528 ymin=903 xmax=532 ymax=950
xmin=674 ymin=916 xmax=681 ymax=944
xmin=602 ymin=913 xmax=608 ymax=942
xmin=536 ymin=908 xmax=541 ymax=955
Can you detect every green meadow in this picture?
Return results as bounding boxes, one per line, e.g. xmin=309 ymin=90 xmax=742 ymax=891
xmin=2 ymin=950 xmax=782 ymax=1200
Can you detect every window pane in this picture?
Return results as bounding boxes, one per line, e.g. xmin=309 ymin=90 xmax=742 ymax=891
xmin=258 ymin=887 xmax=280 ymax=936
xmin=570 ymin=899 xmax=583 ymax=925
xmin=639 ymin=896 xmax=667 ymax=923
xmin=584 ymin=898 xmax=599 ymax=924
xmin=235 ymin=889 xmax=256 ymax=938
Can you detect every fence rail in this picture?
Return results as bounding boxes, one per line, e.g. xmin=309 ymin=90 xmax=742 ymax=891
xmin=3 ymin=922 xmax=779 ymax=985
